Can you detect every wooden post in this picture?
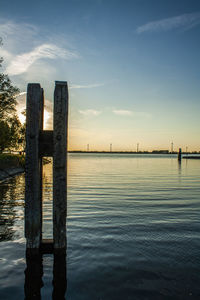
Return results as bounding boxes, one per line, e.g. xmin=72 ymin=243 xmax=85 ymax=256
xmin=53 ymin=81 xmax=68 ymax=250
xmin=25 ymin=84 xmax=43 ymax=250
xmin=25 ymin=81 xmax=68 ymax=253
xmin=25 ymin=81 xmax=68 ymax=296
xmin=178 ymin=148 xmax=182 ymax=162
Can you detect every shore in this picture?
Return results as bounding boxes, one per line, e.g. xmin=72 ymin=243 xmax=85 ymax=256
xmin=0 ymin=153 xmax=25 ymax=181
xmin=0 ymin=167 xmax=24 ymax=181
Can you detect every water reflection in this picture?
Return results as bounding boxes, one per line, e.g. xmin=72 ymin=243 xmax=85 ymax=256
xmin=1 ymin=155 xmax=200 ymax=299
xmin=178 ymin=159 xmax=182 ymax=176
xmin=52 ymin=253 xmax=67 ymax=300
xmin=0 ymin=176 xmax=24 ymax=241
xmin=24 ymin=251 xmax=67 ymax=300
xmin=24 ymin=252 xmax=43 ymax=299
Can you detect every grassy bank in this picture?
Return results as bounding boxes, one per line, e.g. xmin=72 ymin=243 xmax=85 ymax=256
xmin=0 ymin=153 xmax=25 ymax=170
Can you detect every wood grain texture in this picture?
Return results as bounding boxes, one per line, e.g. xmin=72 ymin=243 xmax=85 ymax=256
xmin=25 ymin=83 xmax=43 ymax=249
xmin=53 ymin=81 xmax=68 ymax=249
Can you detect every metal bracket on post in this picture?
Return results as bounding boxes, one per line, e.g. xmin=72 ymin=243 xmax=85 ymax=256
xmin=25 ymin=81 xmax=68 ymax=254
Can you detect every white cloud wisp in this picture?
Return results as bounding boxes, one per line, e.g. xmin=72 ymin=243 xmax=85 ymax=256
xmin=136 ymin=12 xmax=200 ymax=34
xmin=79 ymin=109 xmax=102 ymax=116
xmin=113 ymin=109 xmax=151 ymax=118
xmin=70 ymin=83 xmax=105 ymax=89
xmin=6 ymin=43 xmax=79 ymax=76
xmin=113 ymin=110 xmax=133 ymax=116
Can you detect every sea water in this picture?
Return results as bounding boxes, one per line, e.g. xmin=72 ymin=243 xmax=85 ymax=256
xmin=0 ymin=154 xmax=200 ymax=299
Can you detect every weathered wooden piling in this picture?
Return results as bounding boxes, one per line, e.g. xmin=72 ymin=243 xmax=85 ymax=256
xmin=178 ymin=148 xmax=182 ymax=162
xmin=25 ymin=81 xmax=68 ymax=253
xmin=25 ymin=84 xmax=43 ymax=250
xmin=53 ymin=81 xmax=68 ymax=250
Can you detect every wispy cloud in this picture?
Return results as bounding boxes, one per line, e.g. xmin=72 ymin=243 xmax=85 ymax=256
xmin=113 ymin=109 xmax=151 ymax=118
xmin=6 ymin=44 xmax=79 ymax=75
xmin=0 ymin=20 xmax=37 ymax=37
xmin=136 ymin=12 xmax=200 ymax=34
xmin=113 ymin=110 xmax=133 ymax=116
xmin=0 ymin=19 xmax=38 ymax=55
xmin=79 ymin=109 xmax=102 ymax=116
xmin=70 ymin=83 xmax=105 ymax=89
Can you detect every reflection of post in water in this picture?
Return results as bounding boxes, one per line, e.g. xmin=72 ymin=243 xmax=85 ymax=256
xmin=24 ymin=251 xmax=67 ymax=300
xmin=178 ymin=159 xmax=182 ymax=175
xmin=24 ymin=252 xmax=43 ymax=300
xmin=52 ymin=253 xmax=67 ymax=300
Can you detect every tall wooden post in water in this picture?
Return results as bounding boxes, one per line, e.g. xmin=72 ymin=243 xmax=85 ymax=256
xmin=25 ymin=81 xmax=68 ymax=253
xmin=53 ymin=82 xmax=68 ymax=251
xmin=178 ymin=148 xmax=182 ymax=162
xmin=25 ymin=84 xmax=44 ymax=249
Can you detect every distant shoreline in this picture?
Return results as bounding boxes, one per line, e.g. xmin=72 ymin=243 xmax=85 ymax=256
xmin=68 ymin=151 xmax=200 ymax=155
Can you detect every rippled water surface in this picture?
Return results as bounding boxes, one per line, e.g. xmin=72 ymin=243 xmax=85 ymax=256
xmin=0 ymin=154 xmax=200 ymax=299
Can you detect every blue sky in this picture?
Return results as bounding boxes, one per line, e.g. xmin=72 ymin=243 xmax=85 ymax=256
xmin=0 ymin=0 xmax=200 ymax=151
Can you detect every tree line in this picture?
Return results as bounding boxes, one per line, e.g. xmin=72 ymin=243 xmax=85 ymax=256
xmin=0 ymin=38 xmax=25 ymax=153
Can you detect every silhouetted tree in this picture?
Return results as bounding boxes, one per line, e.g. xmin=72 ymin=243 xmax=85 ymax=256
xmin=0 ymin=38 xmax=22 ymax=152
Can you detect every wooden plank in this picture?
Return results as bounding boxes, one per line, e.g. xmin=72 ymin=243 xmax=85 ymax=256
xmin=25 ymin=83 xmax=43 ymax=249
xmin=39 ymin=130 xmax=54 ymax=157
xmin=53 ymin=81 xmax=68 ymax=249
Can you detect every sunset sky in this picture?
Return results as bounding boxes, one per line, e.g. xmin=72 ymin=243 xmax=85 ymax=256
xmin=0 ymin=0 xmax=200 ymax=151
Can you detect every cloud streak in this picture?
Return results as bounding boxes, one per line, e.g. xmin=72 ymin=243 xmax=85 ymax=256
xmin=79 ymin=109 xmax=102 ymax=116
xmin=0 ymin=20 xmax=37 ymax=37
xmin=113 ymin=110 xmax=133 ymax=116
xmin=113 ymin=109 xmax=151 ymax=118
xmin=6 ymin=44 xmax=79 ymax=75
xmin=136 ymin=12 xmax=200 ymax=34
xmin=70 ymin=83 xmax=105 ymax=89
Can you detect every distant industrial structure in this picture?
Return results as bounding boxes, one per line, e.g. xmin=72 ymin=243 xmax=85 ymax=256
xmin=171 ymin=141 xmax=174 ymax=153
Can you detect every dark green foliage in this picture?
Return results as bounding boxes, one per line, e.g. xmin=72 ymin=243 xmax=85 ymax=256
xmin=0 ymin=73 xmax=19 ymax=120
xmin=0 ymin=153 xmax=25 ymax=169
xmin=0 ymin=121 xmax=12 ymax=152
xmin=0 ymin=37 xmax=23 ymax=152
